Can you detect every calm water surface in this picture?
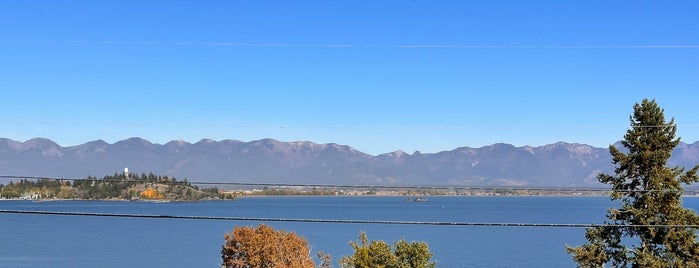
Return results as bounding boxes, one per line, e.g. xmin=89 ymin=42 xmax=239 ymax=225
xmin=2 ymin=196 xmax=698 ymax=267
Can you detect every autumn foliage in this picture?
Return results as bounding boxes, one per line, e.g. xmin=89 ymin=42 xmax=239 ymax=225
xmin=221 ymin=224 xmax=315 ymax=268
xmin=140 ymin=188 xmax=165 ymax=199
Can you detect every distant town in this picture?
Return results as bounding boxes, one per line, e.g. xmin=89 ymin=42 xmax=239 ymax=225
xmin=4 ymin=168 xmax=699 ymax=201
xmin=224 ymin=186 xmax=699 ymax=197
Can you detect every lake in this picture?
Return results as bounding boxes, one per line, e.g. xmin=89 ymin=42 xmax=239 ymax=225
xmin=2 ymin=196 xmax=698 ymax=267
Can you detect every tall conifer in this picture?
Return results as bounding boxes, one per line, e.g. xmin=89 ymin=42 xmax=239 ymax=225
xmin=567 ymin=99 xmax=699 ymax=267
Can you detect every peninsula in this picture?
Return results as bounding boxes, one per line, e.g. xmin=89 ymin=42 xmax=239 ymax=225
xmin=0 ymin=171 xmax=232 ymax=201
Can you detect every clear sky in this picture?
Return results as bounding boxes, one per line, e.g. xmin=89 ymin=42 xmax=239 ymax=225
xmin=1 ymin=1 xmax=698 ymax=155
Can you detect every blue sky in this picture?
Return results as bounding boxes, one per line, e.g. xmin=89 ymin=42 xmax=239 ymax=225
xmin=1 ymin=1 xmax=698 ymax=155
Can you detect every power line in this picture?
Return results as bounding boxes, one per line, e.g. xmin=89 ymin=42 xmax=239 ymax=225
xmin=1 ymin=209 xmax=698 ymax=228
xmin=2 ymin=175 xmax=696 ymax=227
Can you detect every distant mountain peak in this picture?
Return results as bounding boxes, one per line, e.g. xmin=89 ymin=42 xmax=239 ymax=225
xmin=537 ymin=142 xmax=595 ymax=154
xmin=379 ymin=150 xmax=408 ymax=158
xmin=196 ymin=138 xmax=226 ymax=146
xmin=70 ymin=140 xmax=109 ymax=153
xmin=0 ymin=138 xmax=24 ymax=151
xmin=480 ymin=143 xmax=517 ymax=152
xmin=0 ymin=137 xmax=697 ymax=187
xmin=166 ymin=139 xmax=191 ymax=146
xmin=115 ymin=137 xmax=153 ymax=146
xmin=16 ymin=137 xmax=62 ymax=157
xmin=24 ymin=137 xmax=59 ymax=146
xmin=86 ymin=139 xmax=109 ymax=145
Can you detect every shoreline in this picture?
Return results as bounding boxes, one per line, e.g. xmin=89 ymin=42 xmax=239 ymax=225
xmin=3 ymin=193 xmax=698 ymax=202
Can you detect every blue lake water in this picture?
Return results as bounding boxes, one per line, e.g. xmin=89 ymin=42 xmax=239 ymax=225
xmin=2 ymin=196 xmax=698 ymax=267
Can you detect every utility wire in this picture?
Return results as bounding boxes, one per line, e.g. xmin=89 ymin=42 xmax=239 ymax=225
xmin=2 ymin=210 xmax=698 ymax=228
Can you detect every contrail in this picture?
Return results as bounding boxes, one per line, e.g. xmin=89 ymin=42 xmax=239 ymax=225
xmin=3 ymin=38 xmax=699 ymax=49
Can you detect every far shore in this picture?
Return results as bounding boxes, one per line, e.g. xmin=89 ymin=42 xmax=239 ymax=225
xmin=3 ymin=192 xmax=698 ymax=202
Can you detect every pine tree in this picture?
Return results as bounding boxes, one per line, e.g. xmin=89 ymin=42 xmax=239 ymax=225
xmin=567 ymin=99 xmax=699 ymax=267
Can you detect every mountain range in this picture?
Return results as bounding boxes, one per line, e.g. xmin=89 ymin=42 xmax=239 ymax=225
xmin=1 ymin=137 xmax=698 ymax=187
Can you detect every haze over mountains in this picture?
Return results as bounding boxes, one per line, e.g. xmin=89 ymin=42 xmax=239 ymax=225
xmin=1 ymin=137 xmax=698 ymax=187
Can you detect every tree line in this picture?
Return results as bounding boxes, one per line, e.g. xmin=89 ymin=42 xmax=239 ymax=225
xmin=222 ymin=224 xmax=436 ymax=268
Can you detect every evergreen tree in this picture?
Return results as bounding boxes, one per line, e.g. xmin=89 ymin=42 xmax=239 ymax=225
xmin=567 ymin=99 xmax=699 ymax=267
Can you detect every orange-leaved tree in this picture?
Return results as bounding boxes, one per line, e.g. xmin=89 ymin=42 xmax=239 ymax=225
xmin=140 ymin=188 xmax=165 ymax=199
xmin=221 ymin=224 xmax=315 ymax=268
